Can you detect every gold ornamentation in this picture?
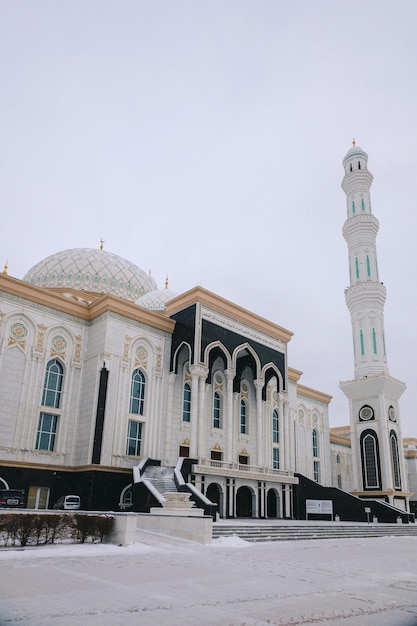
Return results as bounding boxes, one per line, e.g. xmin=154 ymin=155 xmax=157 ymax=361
xmin=8 ymin=322 xmax=28 ymax=349
xmin=156 ymin=346 xmax=162 ymax=369
xmin=74 ymin=335 xmax=82 ymax=360
xmin=123 ymin=335 xmax=132 ymax=359
xmin=37 ymin=324 xmax=47 ymax=348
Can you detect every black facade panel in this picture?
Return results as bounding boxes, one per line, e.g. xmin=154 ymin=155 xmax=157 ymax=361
xmin=170 ymin=305 xmax=196 ymax=371
xmin=92 ymin=367 xmax=109 ymax=464
xmin=201 ymin=319 xmax=286 ymax=389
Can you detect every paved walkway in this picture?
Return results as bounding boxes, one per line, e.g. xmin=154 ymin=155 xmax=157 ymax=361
xmin=1 ymin=534 xmax=417 ymax=625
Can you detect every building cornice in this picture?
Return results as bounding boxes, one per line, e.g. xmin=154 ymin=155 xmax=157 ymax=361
xmin=166 ymin=285 xmax=294 ymax=344
xmin=0 ymin=274 xmax=175 ymax=334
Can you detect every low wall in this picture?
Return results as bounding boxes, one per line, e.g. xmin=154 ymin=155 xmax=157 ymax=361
xmin=104 ymin=512 xmax=213 ymax=545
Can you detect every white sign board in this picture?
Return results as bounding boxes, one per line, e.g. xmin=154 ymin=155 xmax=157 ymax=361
xmin=306 ymin=499 xmax=333 ymax=515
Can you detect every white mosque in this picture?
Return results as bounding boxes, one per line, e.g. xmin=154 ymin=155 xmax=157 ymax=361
xmin=0 ymin=145 xmax=415 ymax=519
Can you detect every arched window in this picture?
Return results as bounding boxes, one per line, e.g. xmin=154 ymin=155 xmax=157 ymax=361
xmin=312 ymin=428 xmax=319 ymax=457
xmin=366 ymin=255 xmax=371 ymax=277
xmin=349 ymin=163 xmax=353 ymax=172
xmin=42 ymin=359 xmax=64 ymax=408
xmin=182 ymin=382 xmax=191 ymax=422
xmin=130 ymin=369 xmax=145 ymax=415
xmin=213 ymin=391 xmax=222 ymax=428
xmin=240 ymin=399 xmax=248 ymax=434
xmin=272 ymin=409 xmax=279 ymax=443
xmin=352 ymin=200 xmax=355 ymax=213
xmin=358 ymin=160 xmax=361 ymax=169
xmin=390 ymin=431 xmax=402 ymax=490
xmin=337 ymin=474 xmax=342 ymax=489
xmin=355 ymin=257 xmax=359 ymax=279
xmin=361 ymin=198 xmax=365 ymax=211
xmin=361 ymin=431 xmax=380 ymax=489
xmin=336 ymin=453 xmax=341 ymax=464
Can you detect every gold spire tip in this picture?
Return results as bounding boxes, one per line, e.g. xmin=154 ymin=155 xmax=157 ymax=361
xmin=3 ymin=259 xmax=8 ymax=275
xmin=165 ymin=274 xmax=169 ymax=289
xmin=100 ymin=238 xmax=104 ymax=251
xmin=352 ymin=138 xmax=356 ymax=146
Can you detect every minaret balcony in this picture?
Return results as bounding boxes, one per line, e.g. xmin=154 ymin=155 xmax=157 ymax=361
xmin=345 ymin=281 xmax=386 ymax=309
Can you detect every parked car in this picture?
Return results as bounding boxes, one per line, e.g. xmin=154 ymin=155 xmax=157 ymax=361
xmin=0 ymin=489 xmax=25 ymax=508
xmin=53 ymin=495 xmax=81 ymax=510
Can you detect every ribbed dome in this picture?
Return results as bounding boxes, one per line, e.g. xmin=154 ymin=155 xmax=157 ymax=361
xmin=23 ymin=248 xmax=157 ymax=302
xmin=137 ymin=287 xmax=178 ymax=310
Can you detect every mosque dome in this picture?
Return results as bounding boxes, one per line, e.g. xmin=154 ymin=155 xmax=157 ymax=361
xmin=136 ymin=287 xmax=178 ymax=310
xmin=23 ymin=248 xmax=157 ymax=303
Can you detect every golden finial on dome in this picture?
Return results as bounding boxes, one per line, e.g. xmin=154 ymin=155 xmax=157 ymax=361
xmin=165 ymin=274 xmax=169 ymax=289
xmin=352 ymin=138 xmax=356 ymax=146
xmin=100 ymin=238 xmax=104 ymax=251
xmin=2 ymin=259 xmax=8 ymax=275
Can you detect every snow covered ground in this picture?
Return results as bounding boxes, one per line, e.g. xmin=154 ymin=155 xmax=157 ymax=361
xmin=1 ymin=535 xmax=417 ymax=625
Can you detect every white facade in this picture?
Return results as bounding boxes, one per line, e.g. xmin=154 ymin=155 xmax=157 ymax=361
xmin=0 ymin=258 xmax=332 ymax=517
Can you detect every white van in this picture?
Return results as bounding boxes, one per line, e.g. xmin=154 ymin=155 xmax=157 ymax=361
xmin=53 ymin=495 xmax=80 ymax=510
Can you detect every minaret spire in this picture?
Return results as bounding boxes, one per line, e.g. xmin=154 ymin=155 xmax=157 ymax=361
xmin=341 ymin=144 xmax=387 ymax=378
xmin=339 ymin=144 xmax=409 ymax=508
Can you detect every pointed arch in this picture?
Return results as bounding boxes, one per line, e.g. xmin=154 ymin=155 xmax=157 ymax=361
xmin=261 ymin=363 xmax=283 ymax=400
xmin=172 ymin=341 xmax=192 ymax=374
xmin=203 ymin=342 xmax=231 ymax=384
xmin=390 ymin=430 xmax=402 ymax=490
xmin=360 ymin=429 xmax=381 ymax=490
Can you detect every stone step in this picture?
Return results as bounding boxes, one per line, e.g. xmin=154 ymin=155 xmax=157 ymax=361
xmin=212 ymin=523 xmax=417 ymax=542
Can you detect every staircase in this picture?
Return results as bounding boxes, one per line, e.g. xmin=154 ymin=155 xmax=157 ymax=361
xmin=212 ymin=522 xmax=417 ymax=542
xmin=141 ymin=465 xmax=178 ymax=496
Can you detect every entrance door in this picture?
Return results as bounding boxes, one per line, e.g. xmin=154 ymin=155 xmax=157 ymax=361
xmin=206 ymin=483 xmax=222 ymax=517
xmin=267 ymin=489 xmax=279 ymax=518
xmin=236 ymin=486 xmax=252 ymax=517
xmin=27 ymin=487 xmax=50 ymax=509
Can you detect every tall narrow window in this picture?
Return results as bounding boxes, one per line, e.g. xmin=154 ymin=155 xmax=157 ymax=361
xmin=358 ymin=161 xmax=361 ymax=169
xmin=42 ymin=359 xmax=63 ymax=408
xmin=362 ymin=432 xmax=380 ymax=489
xmin=312 ymin=428 xmax=320 ymax=482
xmin=272 ymin=409 xmax=279 ymax=443
xmin=126 ymin=420 xmax=142 ymax=456
xmin=182 ymin=383 xmax=191 ymax=422
xmin=213 ymin=391 xmax=222 ymax=428
xmin=360 ymin=329 xmax=365 ymax=355
xmin=352 ymin=200 xmax=355 ymax=213
xmin=372 ymin=328 xmax=377 ymax=354
xmin=272 ymin=447 xmax=279 ymax=470
xmin=130 ymin=369 xmax=145 ymax=415
xmin=361 ymin=198 xmax=365 ymax=211
xmin=390 ymin=431 xmax=402 ymax=490
xmin=312 ymin=428 xmax=319 ymax=457
xmin=240 ymin=399 xmax=248 ymax=434
xmin=355 ymin=257 xmax=359 ymax=279
xmin=35 ymin=413 xmax=58 ymax=451
xmin=366 ymin=255 xmax=371 ymax=277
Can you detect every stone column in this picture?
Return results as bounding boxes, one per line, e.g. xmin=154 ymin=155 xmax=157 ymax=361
xmin=254 ymin=379 xmax=264 ymax=466
xmin=225 ymin=370 xmax=234 ymax=464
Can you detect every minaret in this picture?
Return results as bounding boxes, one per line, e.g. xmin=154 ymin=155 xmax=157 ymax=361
xmin=340 ymin=143 xmax=410 ymax=510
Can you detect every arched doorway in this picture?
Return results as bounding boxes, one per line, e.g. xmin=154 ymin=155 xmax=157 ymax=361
xmin=206 ymin=483 xmax=222 ymax=517
xmin=267 ymin=488 xmax=280 ymax=518
xmin=236 ymin=486 xmax=253 ymax=518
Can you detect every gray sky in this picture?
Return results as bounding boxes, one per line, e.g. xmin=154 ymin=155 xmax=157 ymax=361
xmin=1 ymin=1 xmax=416 ymax=436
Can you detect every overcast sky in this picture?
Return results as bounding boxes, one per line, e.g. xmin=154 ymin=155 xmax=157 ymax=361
xmin=1 ymin=2 xmax=416 ymax=436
